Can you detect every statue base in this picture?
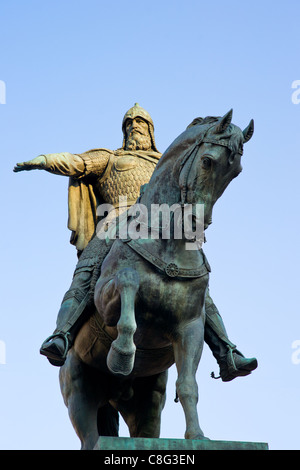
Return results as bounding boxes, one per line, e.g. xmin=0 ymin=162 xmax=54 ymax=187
xmin=94 ymin=436 xmax=268 ymax=451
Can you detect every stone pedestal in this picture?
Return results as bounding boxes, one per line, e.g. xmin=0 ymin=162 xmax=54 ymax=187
xmin=94 ymin=436 xmax=268 ymax=451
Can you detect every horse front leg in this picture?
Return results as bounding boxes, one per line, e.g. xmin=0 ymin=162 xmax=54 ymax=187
xmin=95 ymin=268 xmax=140 ymax=376
xmin=173 ymin=316 xmax=208 ymax=440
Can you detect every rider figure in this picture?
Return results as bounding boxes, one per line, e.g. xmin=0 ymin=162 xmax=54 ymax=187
xmin=14 ymin=103 xmax=257 ymax=382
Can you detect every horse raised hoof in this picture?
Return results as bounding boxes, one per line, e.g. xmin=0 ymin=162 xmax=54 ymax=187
xmin=107 ymin=340 xmax=136 ymax=376
xmin=106 ymin=268 xmax=139 ymax=376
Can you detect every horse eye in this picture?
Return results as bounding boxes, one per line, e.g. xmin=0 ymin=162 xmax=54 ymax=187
xmin=202 ymin=157 xmax=212 ymax=169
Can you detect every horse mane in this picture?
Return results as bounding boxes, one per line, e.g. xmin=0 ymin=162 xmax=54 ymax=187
xmin=186 ymin=115 xmax=244 ymax=157
xmin=186 ymin=116 xmax=219 ymax=128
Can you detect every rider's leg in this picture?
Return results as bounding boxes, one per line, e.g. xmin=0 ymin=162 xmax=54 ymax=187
xmin=40 ymin=268 xmax=93 ymax=366
xmin=204 ymin=289 xmax=257 ymax=382
xmin=40 ymin=236 xmax=113 ymax=366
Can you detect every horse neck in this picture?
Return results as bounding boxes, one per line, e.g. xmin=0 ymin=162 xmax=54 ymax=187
xmin=137 ymin=162 xmax=204 ymax=260
xmin=141 ymin=158 xmax=181 ymax=209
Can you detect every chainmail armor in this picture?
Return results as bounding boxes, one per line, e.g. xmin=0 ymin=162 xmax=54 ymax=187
xmin=95 ymin=155 xmax=157 ymax=207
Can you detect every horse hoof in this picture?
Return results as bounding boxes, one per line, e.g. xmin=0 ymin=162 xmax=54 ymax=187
xmin=107 ymin=343 xmax=135 ymax=376
xmin=185 ymin=431 xmax=210 ymax=440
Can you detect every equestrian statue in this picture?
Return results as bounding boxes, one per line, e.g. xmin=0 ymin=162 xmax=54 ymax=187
xmin=14 ymin=104 xmax=257 ymax=449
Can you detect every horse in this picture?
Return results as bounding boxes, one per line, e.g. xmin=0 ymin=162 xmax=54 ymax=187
xmin=59 ymin=109 xmax=254 ymax=450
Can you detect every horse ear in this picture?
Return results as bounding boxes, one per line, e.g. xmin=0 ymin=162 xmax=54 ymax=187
xmin=243 ymin=119 xmax=254 ymax=143
xmin=214 ymin=109 xmax=233 ymax=134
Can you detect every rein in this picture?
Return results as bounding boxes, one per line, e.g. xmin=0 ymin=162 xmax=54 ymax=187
xmin=122 ymin=238 xmax=211 ymax=279
xmin=121 ymin=126 xmax=241 ymax=280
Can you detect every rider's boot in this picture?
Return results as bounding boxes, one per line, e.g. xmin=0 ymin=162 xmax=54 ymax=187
xmin=40 ymin=284 xmax=89 ymax=366
xmin=204 ymin=293 xmax=258 ymax=382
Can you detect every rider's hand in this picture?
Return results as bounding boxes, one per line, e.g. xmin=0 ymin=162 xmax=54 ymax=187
xmin=13 ymin=155 xmax=47 ymax=172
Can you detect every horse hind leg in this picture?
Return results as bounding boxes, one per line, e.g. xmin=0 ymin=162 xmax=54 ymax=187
xmin=173 ymin=317 xmax=209 ymax=440
xmin=59 ymin=349 xmax=108 ymax=450
xmin=106 ymin=268 xmax=140 ymax=376
xmin=97 ymin=403 xmax=119 ymax=437
xmin=115 ymin=371 xmax=168 ymax=438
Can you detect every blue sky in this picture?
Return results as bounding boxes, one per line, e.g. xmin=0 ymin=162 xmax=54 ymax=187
xmin=0 ymin=0 xmax=300 ymax=450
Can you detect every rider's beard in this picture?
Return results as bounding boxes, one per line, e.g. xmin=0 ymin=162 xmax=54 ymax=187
xmin=125 ymin=131 xmax=152 ymax=151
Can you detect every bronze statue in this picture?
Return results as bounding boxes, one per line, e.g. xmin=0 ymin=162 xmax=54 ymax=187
xmin=14 ymin=106 xmax=257 ymax=448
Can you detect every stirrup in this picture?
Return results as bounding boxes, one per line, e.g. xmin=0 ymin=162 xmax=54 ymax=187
xmin=211 ymin=344 xmax=237 ymax=380
xmin=40 ymin=332 xmax=70 ymax=361
xmin=211 ymin=345 xmax=257 ymax=381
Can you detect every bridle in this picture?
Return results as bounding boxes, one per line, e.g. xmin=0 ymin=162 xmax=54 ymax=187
xmin=178 ymin=127 xmax=244 ymax=206
xmin=121 ymin=125 xmax=243 ymax=279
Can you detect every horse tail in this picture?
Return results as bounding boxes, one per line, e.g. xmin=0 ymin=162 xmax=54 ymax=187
xmin=107 ymin=268 xmax=140 ymax=376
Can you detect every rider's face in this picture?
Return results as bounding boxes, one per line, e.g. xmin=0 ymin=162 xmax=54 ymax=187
xmin=125 ymin=118 xmax=149 ymax=139
xmin=124 ymin=117 xmax=152 ymax=151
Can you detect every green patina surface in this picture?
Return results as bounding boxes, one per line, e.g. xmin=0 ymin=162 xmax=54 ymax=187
xmin=94 ymin=436 xmax=268 ymax=451
xmin=15 ymin=106 xmax=259 ymax=449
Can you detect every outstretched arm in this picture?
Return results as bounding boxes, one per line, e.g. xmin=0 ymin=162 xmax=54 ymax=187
xmin=13 ymin=152 xmax=86 ymax=177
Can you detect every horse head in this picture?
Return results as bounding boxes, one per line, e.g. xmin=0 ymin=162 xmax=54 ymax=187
xmin=145 ymin=109 xmax=254 ymax=231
